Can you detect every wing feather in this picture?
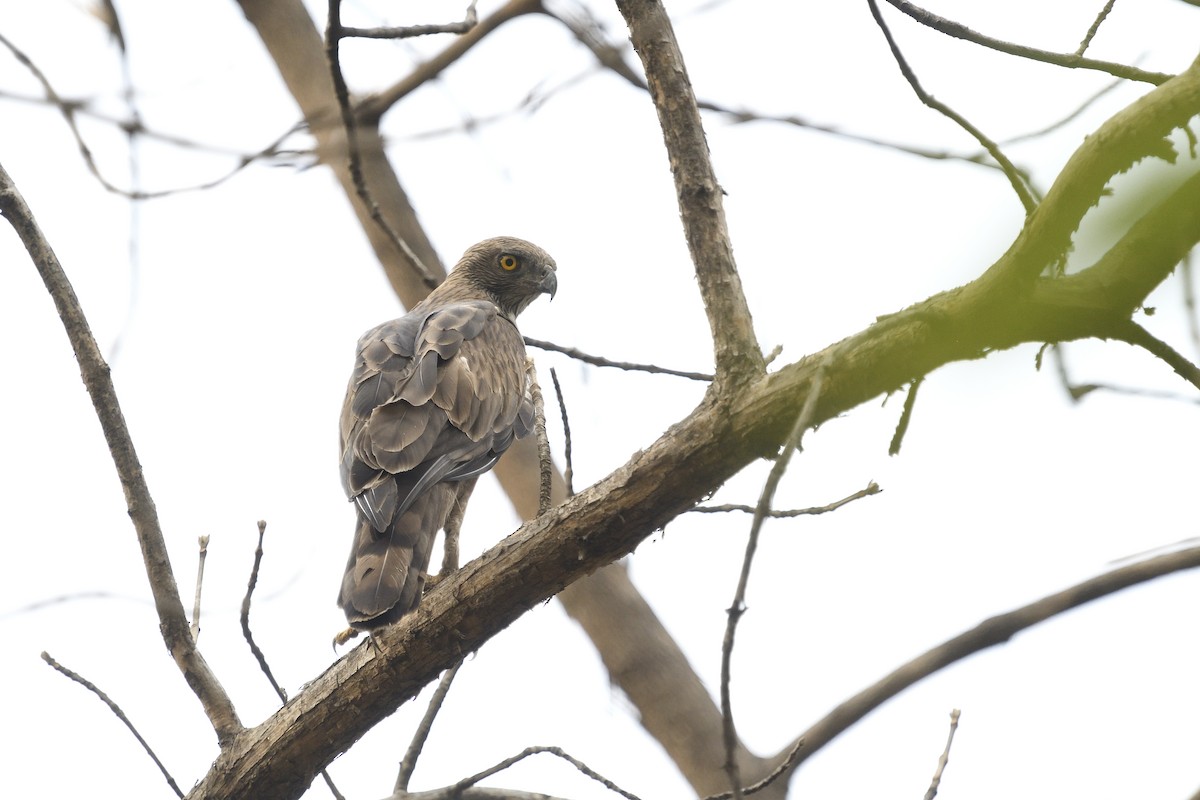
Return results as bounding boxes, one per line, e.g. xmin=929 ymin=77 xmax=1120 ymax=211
xmin=339 ymin=299 xmax=530 ymax=526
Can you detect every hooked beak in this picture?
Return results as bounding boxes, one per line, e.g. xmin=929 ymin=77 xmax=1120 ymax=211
xmin=539 ymin=267 xmax=558 ymax=301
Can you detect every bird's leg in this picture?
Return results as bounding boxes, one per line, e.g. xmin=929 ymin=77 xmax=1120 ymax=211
xmin=432 ymin=478 xmax=477 ymax=590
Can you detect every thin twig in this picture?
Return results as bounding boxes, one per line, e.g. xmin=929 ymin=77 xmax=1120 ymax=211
xmin=693 ymin=481 xmax=880 ymax=518
xmin=343 ymin=2 xmax=478 ymax=39
xmin=524 ymin=336 xmax=712 ymax=381
xmin=325 ymin=0 xmax=439 ymax=289
xmin=885 ymin=0 xmax=1171 ymax=85
xmin=239 ymin=521 xmax=345 ymax=798
xmin=448 ymin=746 xmax=641 ymax=800
xmin=42 ymin=652 xmax=184 ymax=798
xmin=549 ymin=367 xmax=575 ymax=497
xmin=528 ymin=358 xmax=553 ymax=515
xmin=547 ymin=1 xmax=1020 ymax=172
xmin=720 ymin=361 xmax=828 ymax=800
xmin=868 ymin=0 xmax=1037 ymax=215
xmin=1112 ymin=320 xmax=1200 ymax=393
xmin=700 ymin=738 xmax=805 ymax=800
xmin=241 ymin=521 xmax=287 ymax=703
xmin=190 ymin=535 xmax=210 ymax=642
xmin=0 ymin=32 xmax=303 ymax=201
xmin=355 ymin=0 xmax=545 ymax=123
xmin=0 ymin=161 xmax=242 ymax=743
xmin=923 ymin=709 xmax=961 ymax=800
xmin=0 ymin=590 xmax=146 ymax=618
xmin=1075 ymin=0 xmax=1118 ymax=57
xmin=888 ymin=377 xmax=922 ymax=455
xmin=999 ymin=77 xmax=1125 ymax=146
xmin=395 ymin=661 xmax=464 ymax=792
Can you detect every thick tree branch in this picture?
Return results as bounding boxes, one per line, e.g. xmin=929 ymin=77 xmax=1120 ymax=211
xmin=0 ymin=163 xmax=242 ymax=745
xmin=978 ymin=53 xmax=1200 ymax=294
xmin=614 ymin=0 xmax=765 ymax=388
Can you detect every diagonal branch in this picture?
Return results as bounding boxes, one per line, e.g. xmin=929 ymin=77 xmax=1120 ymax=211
xmin=42 ymin=652 xmax=185 ymax=798
xmin=789 ymin=545 xmax=1200 ymax=768
xmin=867 ymin=0 xmax=1036 ymax=214
xmin=614 ymin=0 xmax=764 ymax=389
xmin=885 ymin=0 xmax=1172 ymax=85
xmin=0 ymin=163 xmax=242 ymax=745
xmin=978 ymin=53 xmax=1200 ymax=294
xmin=356 ymin=0 xmax=545 ymax=123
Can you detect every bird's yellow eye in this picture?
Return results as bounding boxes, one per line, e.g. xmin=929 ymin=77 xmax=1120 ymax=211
xmin=499 ymin=254 xmax=520 ymax=271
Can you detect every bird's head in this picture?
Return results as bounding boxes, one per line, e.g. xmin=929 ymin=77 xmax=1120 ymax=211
xmin=450 ymin=236 xmax=558 ymax=319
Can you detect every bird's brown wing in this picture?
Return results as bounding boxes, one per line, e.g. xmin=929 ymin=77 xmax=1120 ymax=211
xmin=337 ymin=300 xmax=532 ymax=626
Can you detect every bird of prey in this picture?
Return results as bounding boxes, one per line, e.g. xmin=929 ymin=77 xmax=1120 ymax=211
xmin=337 ymin=236 xmax=557 ymax=637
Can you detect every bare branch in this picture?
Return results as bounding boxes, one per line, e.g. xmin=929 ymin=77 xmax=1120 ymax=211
xmin=1112 ymin=320 xmax=1200 ymax=393
xmin=614 ymin=0 xmax=764 ymax=387
xmin=342 ymin=2 xmax=477 ymax=39
xmin=700 ymin=739 xmax=804 ymax=800
xmin=693 ymin=481 xmax=881 ymax=518
xmin=720 ymin=361 xmax=827 ymax=799
xmin=448 ymin=746 xmax=641 ymax=800
xmin=525 ymin=336 xmax=712 ymax=381
xmin=400 ymin=791 xmax=565 ymax=800
xmin=0 ymin=590 xmax=144 ymax=618
xmin=1048 ymin=342 xmax=1200 ymax=404
xmin=190 ymin=535 xmax=210 ymax=642
xmin=1075 ymin=0 xmax=1117 ymax=57
xmin=923 ymin=709 xmax=961 ymax=800
xmin=395 ymin=662 xmax=464 ymax=793
xmin=325 ymin=1 xmax=439 ymax=290
xmin=241 ymin=521 xmax=344 ymax=798
xmin=241 ymin=521 xmax=287 ymax=703
xmin=357 ymin=0 xmax=545 ymax=122
xmin=790 ymin=546 xmax=1200 ymax=767
xmin=0 ymin=162 xmax=242 ymax=745
xmin=42 ymin=652 xmax=184 ymax=798
xmin=868 ymin=0 xmax=1037 ymax=214
xmin=999 ymin=77 xmax=1125 ymax=146
xmin=888 ymin=378 xmax=923 ymax=456
xmin=549 ymin=368 xmax=575 ymax=497
xmin=885 ymin=0 xmax=1172 ymax=85
xmin=546 ymin=1 xmax=1024 ymax=171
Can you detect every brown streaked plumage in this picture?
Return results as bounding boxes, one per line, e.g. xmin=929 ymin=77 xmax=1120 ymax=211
xmin=337 ymin=237 xmax=557 ymax=634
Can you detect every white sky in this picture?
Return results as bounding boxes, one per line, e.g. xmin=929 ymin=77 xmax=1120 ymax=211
xmin=0 ymin=1 xmax=1198 ymax=798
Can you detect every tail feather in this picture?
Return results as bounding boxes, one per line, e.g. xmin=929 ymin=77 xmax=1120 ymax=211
xmin=338 ymin=481 xmax=454 ymax=628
